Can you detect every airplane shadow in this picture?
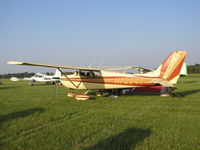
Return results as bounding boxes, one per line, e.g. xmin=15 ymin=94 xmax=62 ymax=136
xmin=0 ymin=108 xmax=45 ymax=123
xmin=82 ymin=127 xmax=151 ymax=150
xmin=173 ymin=89 xmax=200 ymax=97
xmin=88 ymin=90 xmax=160 ymax=97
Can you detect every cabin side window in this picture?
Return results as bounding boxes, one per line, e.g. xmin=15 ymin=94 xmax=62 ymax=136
xmin=35 ymin=75 xmax=43 ymax=78
xmin=74 ymin=71 xmax=100 ymax=78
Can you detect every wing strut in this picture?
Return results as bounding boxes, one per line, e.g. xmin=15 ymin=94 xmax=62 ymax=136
xmin=57 ymin=68 xmax=80 ymax=89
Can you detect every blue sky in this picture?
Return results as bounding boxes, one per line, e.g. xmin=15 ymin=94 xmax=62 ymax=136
xmin=1 ymin=0 xmax=200 ymax=73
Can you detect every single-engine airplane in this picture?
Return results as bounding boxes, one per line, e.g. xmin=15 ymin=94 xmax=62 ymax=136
xmin=10 ymin=69 xmax=61 ymax=86
xmin=7 ymin=50 xmax=187 ymax=97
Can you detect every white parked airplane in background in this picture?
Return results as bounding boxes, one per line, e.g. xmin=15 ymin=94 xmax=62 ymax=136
xmin=10 ymin=69 xmax=61 ymax=86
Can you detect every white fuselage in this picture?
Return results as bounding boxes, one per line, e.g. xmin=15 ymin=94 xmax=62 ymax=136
xmin=60 ymin=70 xmax=155 ymax=90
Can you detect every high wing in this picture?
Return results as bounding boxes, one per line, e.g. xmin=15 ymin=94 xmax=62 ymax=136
xmin=7 ymin=61 xmax=133 ymax=71
xmin=7 ymin=61 xmax=101 ymax=71
xmin=106 ymin=66 xmax=133 ymax=70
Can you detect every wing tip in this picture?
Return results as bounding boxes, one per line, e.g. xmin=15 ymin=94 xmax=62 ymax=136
xmin=7 ymin=61 xmax=23 ymax=65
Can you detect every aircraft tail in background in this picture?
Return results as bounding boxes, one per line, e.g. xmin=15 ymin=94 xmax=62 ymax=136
xmin=54 ymin=69 xmax=61 ymax=78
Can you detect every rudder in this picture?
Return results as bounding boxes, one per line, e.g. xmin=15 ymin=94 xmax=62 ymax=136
xmin=159 ymin=51 xmax=187 ymax=84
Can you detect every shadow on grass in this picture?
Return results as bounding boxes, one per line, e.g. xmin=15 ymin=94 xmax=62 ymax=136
xmin=0 ymin=108 xmax=45 ymax=123
xmin=31 ymin=84 xmax=55 ymax=86
xmin=182 ymin=81 xmax=198 ymax=84
xmin=0 ymin=86 xmax=21 ymax=90
xmin=173 ymin=89 xmax=200 ymax=97
xmin=82 ymin=127 xmax=151 ymax=150
xmin=88 ymin=91 xmax=160 ymax=97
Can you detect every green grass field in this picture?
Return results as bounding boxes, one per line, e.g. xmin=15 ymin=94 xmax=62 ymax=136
xmin=0 ymin=75 xmax=200 ymax=150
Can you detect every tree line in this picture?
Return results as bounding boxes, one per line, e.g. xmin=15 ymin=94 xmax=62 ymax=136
xmin=187 ymin=64 xmax=200 ymax=74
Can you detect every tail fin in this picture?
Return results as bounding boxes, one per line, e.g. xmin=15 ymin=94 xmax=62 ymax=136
xmin=143 ymin=51 xmax=187 ymax=86
xmin=153 ymin=50 xmax=187 ymax=85
xmin=54 ymin=69 xmax=61 ymax=78
xmin=159 ymin=51 xmax=187 ymax=83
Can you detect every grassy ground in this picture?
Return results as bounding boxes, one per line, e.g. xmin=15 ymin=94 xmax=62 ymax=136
xmin=0 ymin=74 xmax=200 ymax=150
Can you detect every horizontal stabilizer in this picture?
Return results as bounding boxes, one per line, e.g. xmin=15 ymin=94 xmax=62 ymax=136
xmin=151 ymin=78 xmax=173 ymax=87
xmin=10 ymin=77 xmax=19 ymax=81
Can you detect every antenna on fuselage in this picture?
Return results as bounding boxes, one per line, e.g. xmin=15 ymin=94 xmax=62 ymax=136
xmin=98 ymin=59 xmax=104 ymax=69
xmin=89 ymin=59 xmax=96 ymax=68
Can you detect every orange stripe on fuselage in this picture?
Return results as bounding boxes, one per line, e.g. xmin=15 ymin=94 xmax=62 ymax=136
xmin=60 ymin=76 xmax=155 ymax=87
